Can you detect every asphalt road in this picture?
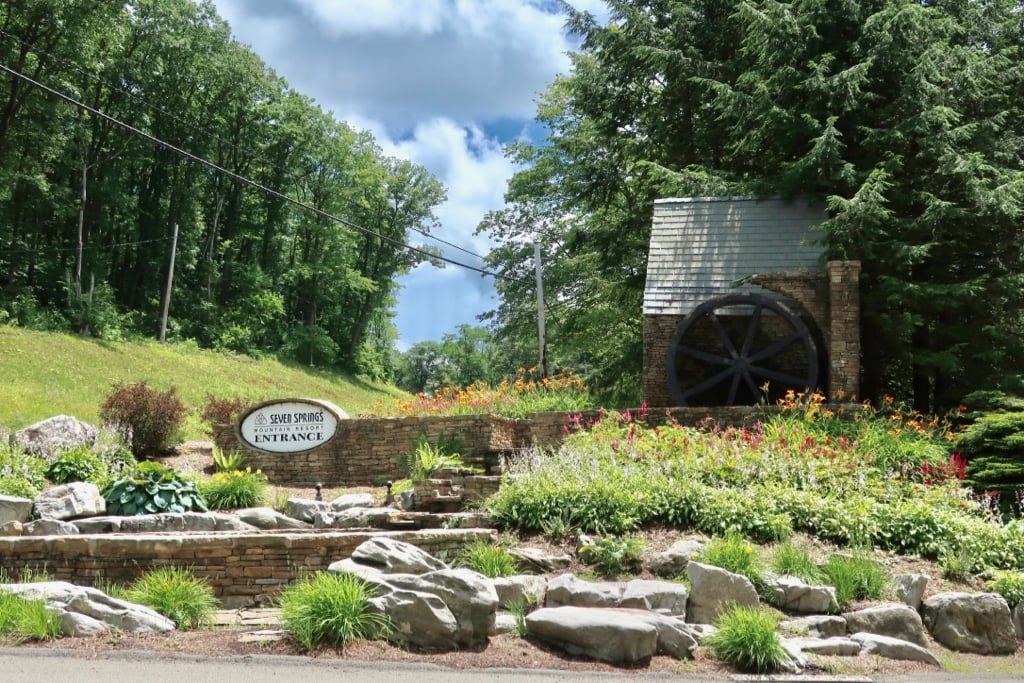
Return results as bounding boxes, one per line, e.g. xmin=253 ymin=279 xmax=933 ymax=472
xmin=2 ymin=649 xmax=1022 ymax=683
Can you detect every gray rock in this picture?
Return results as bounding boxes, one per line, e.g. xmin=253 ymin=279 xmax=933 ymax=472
xmin=893 ymin=573 xmax=929 ymax=610
xmin=771 ymin=576 xmax=838 ymax=614
xmin=843 ymin=603 xmax=928 ymax=648
xmin=349 ymin=536 xmax=450 ymax=574
xmin=645 ymin=539 xmax=703 ymax=578
xmin=395 ymin=490 xmax=415 ymax=511
xmin=330 ymin=493 xmax=375 ymax=510
xmin=60 ymin=611 xmax=111 ymax=637
xmin=235 ymin=507 xmax=311 ymax=530
xmin=778 ymin=637 xmax=807 ymax=673
xmin=545 ymin=573 xmax=622 ymax=608
xmin=508 ymin=546 xmax=572 ymax=574
xmin=780 ymin=614 xmax=848 ymax=639
xmin=33 ymin=482 xmax=105 ymax=520
xmin=619 ymin=578 xmax=689 ymax=617
xmin=12 ymin=415 xmax=97 ymax=460
xmin=686 ymin=561 xmax=759 ymax=624
xmin=492 ymin=575 xmax=547 ymax=610
xmin=284 ymin=497 xmax=330 ymax=523
xmin=3 ymin=582 xmax=174 ymax=635
xmin=368 ymin=588 xmax=460 ymax=650
xmin=921 ymin=592 xmax=1018 ymax=654
xmin=1013 ymin=601 xmax=1023 ymax=640
xmin=71 ymin=516 xmax=122 ymax=533
xmin=381 ymin=568 xmax=498 ymax=648
xmin=114 ymin=512 xmax=257 ymax=533
xmin=0 ymin=494 xmax=33 ymax=524
xmin=526 ymin=606 xmax=697 ymax=663
xmin=851 ymin=632 xmax=940 ymax=666
xmin=786 ymin=636 xmax=862 ymax=656
xmin=23 ymin=519 xmax=79 ymax=535
xmin=314 ymin=507 xmax=389 ymax=529
xmin=0 ymin=520 xmax=23 ymax=536
xmin=492 ymin=612 xmax=520 ymax=635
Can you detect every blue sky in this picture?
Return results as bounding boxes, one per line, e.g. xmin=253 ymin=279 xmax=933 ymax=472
xmin=208 ymin=0 xmax=609 ymax=349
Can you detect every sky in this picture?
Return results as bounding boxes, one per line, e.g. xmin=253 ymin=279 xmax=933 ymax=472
xmin=208 ymin=0 xmax=610 ymax=350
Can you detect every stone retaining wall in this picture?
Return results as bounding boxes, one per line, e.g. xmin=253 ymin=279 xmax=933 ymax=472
xmin=214 ymin=407 xmax=778 ymax=487
xmin=0 ymin=528 xmax=491 ymax=608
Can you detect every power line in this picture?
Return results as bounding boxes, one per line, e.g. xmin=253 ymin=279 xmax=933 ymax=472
xmin=0 ymin=60 xmax=531 ymax=285
xmin=0 ymin=236 xmax=171 ymax=256
xmin=0 ymin=27 xmax=492 ymax=265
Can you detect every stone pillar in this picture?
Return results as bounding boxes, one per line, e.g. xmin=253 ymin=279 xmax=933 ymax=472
xmin=827 ymin=261 xmax=861 ymax=399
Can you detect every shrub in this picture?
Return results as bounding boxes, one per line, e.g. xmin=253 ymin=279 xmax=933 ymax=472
xmin=45 ymin=447 xmax=107 ymax=485
xmin=0 ymin=591 xmax=62 ymax=642
xmin=771 ymin=539 xmax=824 ymax=584
xmin=404 ymin=433 xmax=475 ymax=482
xmin=699 ymin=531 xmax=770 ymax=598
xmin=99 ymin=381 xmax=187 ymax=456
xmin=822 ymin=553 xmax=888 ymax=607
xmin=706 ymin=605 xmax=787 ymax=673
xmin=102 ymin=461 xmax=208 ymax=515
xmin=212 ymin=446 xmax=245 ymax=472
xmin=278 ymin=571 xmax=389 ymax=651
xmin=200 ymin=394 xmax=251 ymax=430
xmin=199 ymin=468 xmax=267 ymax=510
xmin=578 ymin=534 xmax=646 ymax=577
xmin=958 ymin=408 xmax=1024 ymax=512
xmin=0 ymin=445 xmax=48 ymax=498
xmin=124 ymin=566 xmax=218 ymax=629
xmin=456 ymin=540 xmax=518 ymax=578
xmin=984 ymin=569 xmax=1024 ymax=608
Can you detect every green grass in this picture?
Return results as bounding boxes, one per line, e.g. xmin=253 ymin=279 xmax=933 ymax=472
xmin=822 ymin=553 xmax=888 ymax=607
xmin=705 ymin=605 xmax=788 ymax=673
xmin=124 ymin=566 xmax=219 ymax=629
xmin=0 ymin=591 xmax=62 ymax=642
xmin=771 ymin=538 xmax=825 ymax=584
xmin=0 ymin=326 xmax=403 ymax=439
xmin=278 ymin=571 xmax=390 ymax=651
xmin=456 ymin=540 xmax=518 ymax=578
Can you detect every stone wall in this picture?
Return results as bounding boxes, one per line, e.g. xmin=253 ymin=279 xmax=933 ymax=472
xmin=0 ymin=528 xmax=491 ymax=608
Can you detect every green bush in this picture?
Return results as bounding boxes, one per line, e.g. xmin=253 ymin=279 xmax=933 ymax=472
xmin=278 ymin=571 xmax=389 ymax=651
xmin=211 ymin=446 xmax=246 ymax=472
xmin=456 ymin=540 xmax=518 ymax=578
xmin=706 ymin=605 xmax=787 ymax=673
xmin=0 ymin=445 xmax=48 ymax=498
xmin=578 ymin=534 xmax=645 ymax=577
xmin=102 ymin=461 xmax=208 ymax=516
xmin=699 ymin=531 xmax=771 ymax=599
xmin=958 ymin=408 xmax=1024 ymax=512
xmin=99 ymin=381 xmax=187 ymax=456
xmin=0 ymin=590 xmax=62 ymax=642
xmin=984 ymin=569 xmax=1024 ymax=608
xmin=124 ymin=566 xmax=218 ymax=629
xmin=45 ymin=447 xmax=107 ymax=485
xmin=404 ymin=433 xmax=475 ymax=482
xmin=822 ymin=553 xmax=888 ymax=607
xmin=199 ymin=468 xmax=267 ymax=510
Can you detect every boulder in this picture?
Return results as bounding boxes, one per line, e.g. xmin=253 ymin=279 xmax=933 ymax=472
xmin=921 ymin=592 xmax=1018 ymax=654
xmin=780 ymin=614 xmax=847 ymax=639
xmin=686 ymin=561 xmax=759 ymax=624
xmin=349 ymin=536 xmax=450 ymax=574
xmin=770 ymin=576 xmax=838 ymax=614
xmin=893 ymin=573 xmax=929 ymax=610
xmin=619 ymin=579 xmax=689 ymax=617
xmin=367 ymin=588 xmax=460 ymax=650
xmin=33 ymin=482 xmax=105 ymax=520
xmin=508 ymin=546 xmax=572 ymax=574
xmin=112 ymin=512 xmax=256 ymax=533
xmin=381 ymin=568 xmax=498 ymax=648
xmin=235 ymin=507 xmax=311 ymax=530
xmin=786 ymin=636 xmax=862 ymax=656
xmin=330 ymin=493 xmax=375 ymax=511
xmin=12 ymin=415 xmax=97 ymax=460
xmin=850 ymin=632 xmax=940 ymax=666
xmin=492 ymin=575 xmax=547 ymax=610
xmin=843 ymin=604 xmax=928 ymax=648
xmin=284 ymin=498 xmax=330 ymax=523
xmin=545 ymin=573 xmax=623 ymax=608
xmin=492 ymin=612 xmax=520 ymax=636
xmin=0 ymin=494 xmax=33 ymax=524
xmin=0 ymin=520 xmax=23 ymax=536
xmin=313 ymin=508 xmax=389 ymax=529
xmin=2 ymin=582 xmax=174 ymax=635
xmin=645 ymin=539 xmax=704 ymax=578
xmin=526 ymin=606 xmax=697 ymax=664
xmin=23 ymin=519 xmax=79 ymax=536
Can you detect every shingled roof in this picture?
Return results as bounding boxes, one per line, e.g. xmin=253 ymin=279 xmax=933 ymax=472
xmin=643 ymin=196 xmax=827 ymax=316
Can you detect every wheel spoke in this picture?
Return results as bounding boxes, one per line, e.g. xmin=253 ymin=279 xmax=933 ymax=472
xmin=740 ymin=303 xmax=763 ymax=357
xmin=707 ymin=311 xmax=739 ymax=358
xmin=675 ymin=344 xmax=733 ymax=366
xmin=742 ymin=371 xmax=761 ymax=398
xmin=680 ymin=366 xmax=737 ymax=402
xmin=748 ymin=364 xmax=812 ymax=388
xmin=748 ymin=332 xmax=803 ymax=363
xmin=726 ymin=371 xmax=743 ymax=405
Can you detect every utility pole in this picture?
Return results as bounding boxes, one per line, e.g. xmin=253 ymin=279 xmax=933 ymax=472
xmin=534 ymin=240 xmax=547 ymax=378
xmin=159 ymin=223 xmax=179 ymax=343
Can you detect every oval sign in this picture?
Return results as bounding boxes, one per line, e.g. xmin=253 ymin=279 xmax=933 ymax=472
xmin=238 ymin=399 xmax=341 ymax=454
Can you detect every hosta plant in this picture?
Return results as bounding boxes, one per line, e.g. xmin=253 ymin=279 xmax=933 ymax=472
xmin=102 ymin=461 xmax=207 ymax=516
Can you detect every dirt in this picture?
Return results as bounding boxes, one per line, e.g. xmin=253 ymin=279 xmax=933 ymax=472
xmin=8 ymin=443 xmax=1022 ymax=677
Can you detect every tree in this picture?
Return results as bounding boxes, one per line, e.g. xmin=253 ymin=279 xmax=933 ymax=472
xmin=480 ymin=0 xmax=1024 ymax=410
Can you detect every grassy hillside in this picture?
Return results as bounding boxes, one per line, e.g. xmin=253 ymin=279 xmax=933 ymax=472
xmin=0 ymin=326 xmax=404 ymax=439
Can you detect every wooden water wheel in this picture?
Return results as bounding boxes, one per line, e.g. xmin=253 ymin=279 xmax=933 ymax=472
xmin=666 ymin=293 xmax=820 ymax=406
